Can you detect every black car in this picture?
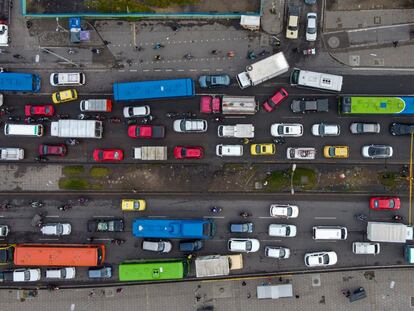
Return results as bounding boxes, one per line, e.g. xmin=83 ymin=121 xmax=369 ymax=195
xmin=87 ymin=219 xmax=124 ymax=232
xmin=390 ymin=123 xmax=414 ymax=136
xmin=290 ymin=98 xmax=329 ymax=113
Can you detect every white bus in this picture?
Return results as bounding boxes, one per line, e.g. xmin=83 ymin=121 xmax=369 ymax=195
xmin=290 ymin=68 xmax=343 ymax=92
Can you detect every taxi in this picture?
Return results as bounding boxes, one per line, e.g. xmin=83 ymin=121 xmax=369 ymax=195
xmin=323 ymin=145 xmax=349 ymax=158
xmin=250 ymin=143 xmax=276 ymax=156
xmin=121 ymin=199 xmax=146 ymax=211
xmin=52 ymin=89 xmax=78 ymax=104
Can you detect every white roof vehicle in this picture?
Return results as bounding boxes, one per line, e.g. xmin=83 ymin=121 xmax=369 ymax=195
xmin=306 ymin=13 xmax=317 ymax=41
xmin=40 ymin=223 xmax=71 ymax=236
xmin=362 ymin=145 xmax=393 ymax=159
xmin=352 ymin=242 xmax=380 ymax=255
xmin=123 ymin=106 xmax=151 ymax=118
xmin=286 ymin=147 xmax=316 ymax=160
xmin=46 ymin=267 xmax=76 ymax=279
xmin=271 ymin=123 xmax=303 ymax=137
xmin=50 ymin=72 xmax=85 ymax=86
xmin=268 ymin=224 xmax=297 ymax=237
xmin=228 ymin=238 xmax=260 ymax=253
xmin=12 ymin=269 xmax=41 ymax=282
xmin=304 ymin=251 xmax=337 ymax=267
xmin=0 ymin=225 xmax=9 ymax=237
xmin=311 ymin=123 xmax=340 ymax=136
xmin=0 ymin=148 xmax=24 ymax=161
xmin=173 ymin=119 xmax=208 ymax=133
xmin=216 ymin=144 xmax=243 ymax=157
xmin=270 ymin=204 xmax=299 ymax=218
xmin=265 ymin=246 xmax=290 ymax=259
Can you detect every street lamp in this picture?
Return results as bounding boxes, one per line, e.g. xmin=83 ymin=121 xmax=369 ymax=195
xmin=290 ymin=164 xmax=297 ymax=195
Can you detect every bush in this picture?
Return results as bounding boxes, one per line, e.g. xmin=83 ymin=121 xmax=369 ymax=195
xmin=59 ymin=178 xmax=90 ymax=190
xmin=63 ymin=166 xmax=85 ymax=176
xmin=265 ymin=171 xmax=289 ymax=191
xmin=90 ymin=167 xmax=111 ymax=179
xmin=379 ymin=172 xmax=398 ymax=189
xmin=293 ymin=167 xmax=318 ymax=190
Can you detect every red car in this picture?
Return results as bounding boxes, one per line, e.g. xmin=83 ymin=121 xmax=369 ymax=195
xmin=262 ymin=88 xmax=289 ymax=112
xmin=25 ymin=105 xmax=55 ymax=117
xmin=127 ymin=125 xmax=165 ymax=139
xmin=38 ymin=144 xmax=67 ymax=156
xmin=370 ymin=196 xmax=400 ymax=210
xmin=93 ymin=149 xmax=124 ymax=162
xmin=174 ymin=146 xmax=204 ymax=159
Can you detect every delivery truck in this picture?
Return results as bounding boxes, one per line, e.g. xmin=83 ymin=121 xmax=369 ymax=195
xmin=217 ymin=124 xmax=255 ymax=138
xmin=200 ymin=95 xmax=257 ymax=115
xmin=50 ymin=120 xmax=103 ymax=138
xmin=195 ymin=254 xmax=243 ymax=278
xmin=367 ymin=222 xmax=414 ymax=243
xmin=133 ymin=146 xmax=167 ymax=160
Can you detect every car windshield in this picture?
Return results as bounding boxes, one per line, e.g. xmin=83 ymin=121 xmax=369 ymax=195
xmin=181 ymin=148 xmax=187 ymax=157
xmin=286 ymin=207 xmax=292 ymax=216
xmin=180 ymin=120 xmax=187 ymax=131
xmin=53 ymin=75 xmax=59 ymax=84
xmin=128 ymin=107 xmax=134 ymax=115
xmin=328 ymin=147 xmax=336 ymax=157
xmin=285 ymin=227 xmax=290 ymax=235
xmin=245 ymin=241 xmax=252 ymax=251
xmin=277 ymin=126 xmax=284 ymax=135
xmin=255 ymin=145 xmax=261 ymax=153
xmin=24 ymin=270 xmax=30 ymax=281
xmin=55 ymin=93 xmax=61 ymax=101
xmin=279 ymin=249 xmax=286 ymax=257
xmin=357 ymin=124 xmax=363 ymax=132
xmin=322 ymin=254 xmax=329 ymax=264
xmin=370 ymin=147 xmax=385 ymax=156
xmin=389 ymin=200 xmax=395 ymax=208
xmin=61 ymin=269 xmax=66 ymax=278
xmin=97 ymin=223 xmax=108 ymax=231
xmin=56 ymin=224 xmax=63 ymax=235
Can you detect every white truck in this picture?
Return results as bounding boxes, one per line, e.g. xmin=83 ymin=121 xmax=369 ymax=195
xmin=286 ymin=147 xmax=316 ymax=160
xmin=195 ymin=254 xmax=243 ymax=278
xmin=236 ymin=52 xmax=289 ymax=89
xmin=133 ymin=146 xmax=167 ymax=160
xmin=367 ymin=222 xmax=414 ymax=243
xmin=0 ymin=148 xmax=24 ymax=160
xmin=50 ymin=120 xmax=103 ymax=138
xmin=217 ymin=124 xmax=254 ymax=138
xmin=0 ymin=0 xmax=10 ymax=47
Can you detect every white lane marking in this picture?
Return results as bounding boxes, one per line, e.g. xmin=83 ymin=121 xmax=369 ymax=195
xmin=46 ymin=215 xmax=60 ymax=218
xmin=39 ymin=238 xmax=59 ymax=241
xmin=314 ymin=217 xmax=337 ymax=220
xmin=0 ymin=216 xmax=4 ymax=218
xmin=258 ymin=216 xmax=273 ymax=219
xmin=315 ymin=240 xmax=337 ymax=243
xmin=260 ymin=239 xmax=282 ymax=242
xmin=93 ymin=215 xmax=114 ymax=218
xmin=148 ymin=215 xmax=167 ymax=218
xmin=204 ymin=216 xmax=225 ymax=219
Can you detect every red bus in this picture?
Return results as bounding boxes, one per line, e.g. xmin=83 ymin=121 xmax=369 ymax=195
xmin=14 ymin=244 xmax=105 ymax=267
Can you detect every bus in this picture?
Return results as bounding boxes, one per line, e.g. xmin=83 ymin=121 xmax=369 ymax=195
xmin=132 ymin=218 xmax=216 ymax=239
xmin=290 ymin=68 xmax=343 ymax=92
xmin=0 ymin=72 xmax=41 ymax=92
xmin=119 ymin=259 xmax=189 ymax=282
xmin=339 ymin=96 xmax=414 ymax=114
xmin=13 ymin=244 xmax=105 ymax=267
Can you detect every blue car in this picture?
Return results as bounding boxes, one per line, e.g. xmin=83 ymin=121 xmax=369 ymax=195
xmin=198 ymin=74 xmax=230 ymax=88
xmin=230 ymin=223 xmax=254 ymax=233
xmin=304 ymin=0 xmax=316 ymax=4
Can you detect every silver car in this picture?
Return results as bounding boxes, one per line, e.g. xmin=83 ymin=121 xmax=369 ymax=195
xmin=350 ymin=123 xmax=380 ymax=134
xmin=40 ymin=223 xmax=71 ymax=236
xmin=173 ymin=119 xmax=208 ymax=133
xmin=361 ymin=144 xmax=393 ymax=158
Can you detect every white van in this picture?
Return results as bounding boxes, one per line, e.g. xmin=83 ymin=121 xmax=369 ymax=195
xmin=216 ymin=144 xmax=243 ymax=157
xmin=312 ymin=226 xmax=348 ymax=240
xmin=4 ymin=124 xmax=44 ymax=137
xmin=46 ymin=267 xmax=76 ymax=279
xmin=142 ymin=240 xmax=172 ymax=253
xmin=50 ymin=72 xmax=85 ymax=86
xmin=80 ymin=99 xmax=112 ymax=112
xmin=352 ymin=242 xmax=380 ymax=255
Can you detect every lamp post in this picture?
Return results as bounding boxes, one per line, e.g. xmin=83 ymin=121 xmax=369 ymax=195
xmin=290 ymin=164 xmax=297 ymax=195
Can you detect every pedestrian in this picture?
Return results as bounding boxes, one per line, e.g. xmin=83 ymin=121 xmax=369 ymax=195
xmin=393 ymin=41 xmax=399 ymax=48
xmin=116 ymin=288 xmax=123 ymax=293
xmin=242 ymin=281 xmax=246 ymax=286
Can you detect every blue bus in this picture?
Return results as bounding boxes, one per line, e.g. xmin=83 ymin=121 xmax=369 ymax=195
xmin=0 ymin=72 xmax=41 ymax=92
xmin=132 ymin=218 xmax=216 ymax=239
xmin=113 ymin=78 xmax=195 ymax=101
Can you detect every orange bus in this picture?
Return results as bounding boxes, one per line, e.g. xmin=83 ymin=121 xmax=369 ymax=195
xmin=14 ymin=244 xmax=105 ymax=267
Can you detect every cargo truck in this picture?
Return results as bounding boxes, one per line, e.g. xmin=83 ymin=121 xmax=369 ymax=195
xmin=236 ymin=52 xmax=289 ymax=89
xmin=133 ymin=146 xmax=167 ymax=160
xmin=50 ymin=120 xmax=103 ymax=138
xmin=200 ymin=95 xmax=257 ymax=115
xmin=0 ymin=0 xmax=11 ymax=47
xmin=195 ymin=254 xmax=243 ymax=278
xmin=367 ymin=222 xmax=414 ymax=243
xmin=217 ymin=124 xmax=254 ymax=138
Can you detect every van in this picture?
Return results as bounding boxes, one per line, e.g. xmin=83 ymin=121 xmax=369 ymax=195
xmin=312 ymin=226 xmax=348 ymax=240
xmin=142 ymin=240 xmax=172 ymax=253
xmin=46 ymin=267 xmax=76 ymax=279
xmin=4 ymin=124 xmax=44 ymax=137
xmin=179 ymin=240 xmax=204 ymax=252
xmin=80 ymin=99 xmax=112 ymax=112
xmin=88 ymin=266 xmax=112 ymax=279
xmin=216 ymin=144 xmax=243 ymax=157
xmin=50 ymin=72 xmax=86 ymax=86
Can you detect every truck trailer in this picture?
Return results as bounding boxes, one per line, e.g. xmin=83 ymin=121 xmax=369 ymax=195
xmin=367 ymin=222 xmax=414 ymax=243
xmin=195 ymin=254 xmax=243 ymax=278
xmin=50 ymin=120 xmax=103 ymax=138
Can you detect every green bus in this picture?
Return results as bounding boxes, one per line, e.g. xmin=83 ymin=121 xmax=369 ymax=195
xmin=119 ymin=259 xmax=189 ymax=282
xmin=339 ymin=96 xmax=414 ymax=114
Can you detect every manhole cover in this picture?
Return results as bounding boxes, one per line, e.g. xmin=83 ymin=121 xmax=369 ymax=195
xmin=327 ymin=36 xmax=340 ymax=49
xmin=311 ymin=274 xmax=321 ymax=287
xmin=349 ymin=55 xmax=360 ymax=66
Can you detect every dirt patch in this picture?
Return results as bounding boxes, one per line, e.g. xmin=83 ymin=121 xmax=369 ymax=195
xmin=326 ymin=0 xmax=414 ymax=11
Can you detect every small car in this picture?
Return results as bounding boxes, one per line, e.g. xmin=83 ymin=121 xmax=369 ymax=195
xmin=323 ymin=146 xmax=349 ymax=158
xmin=265 ymin=246 xmax=290 ymax=259
xmin=50 ymin=72 xmax=85 ymax=86
xmin=10 ymin=268 xmax=41 ymax=282
xmin=290 ymin=98 xmax=329 ymax=113
xmin=179 ymin=240 xmax=204 ymax=252
xmin=271 ymin=123 xmax=303 ymax=137
xmin=304 ymin=251 xmax=338 ymax=267
xmin=268 ymin=224 xmax=297 ymax=237
xmin=269 ymin=204 xmax=299 ymax=218
xmin=128 ymin=125 xmax=165 ymax=139
xmin=370 ymin=196 xmax=400 ymax=210
xmin=250 ymin=143 xmax=275 ymax=156
xmin=361 ymin=144 xmax=393 ymax=159
xmin=142 ymin=240 xmax=172 ymax=253
xmin=227 ymin=238 xmax=260 ymax=253
xmin=173 ymin=119 xmax=208 ymax=133
xmin=87 ymin=219 xmax=124 ymax=232
xmin=123 ymin=105 xmax=151 ymax=118
xmin=88 ymin=266 xmax=112 ymax=279
xmin=262 ymin=88 xmax=288 ymax=112
xmin=198 ymin=74 xmax=230 ymax=88
xmin=352 ymin=242 xmax=380 ymax=255
xmin=390 ymin=123 xmax=414 ymax=135
xmin=93 ymin=149 xmax=124 ymax=162
xmin=24 ymin=104 xmax=55 ymax=117
xmin=46 ymin=267 xmax=76 ymax=279
xmin=216 ymin=144 xmax=243 ymax=157
xmin=350 ymin=122 xmax=380 ymax=134
xmin=229 ymin=223 xmax=254 ymax=233
xmin=121 ymin=199 xmax=146 ymax=211
xmin=311 ymin=123 xmax=340 ymax=136
xmin=286 ymin=5 xmax=300 ymax=39
xmin=40 ymin=223 xmax=71 ymax=236
xmin=306 ymin=13 xmax=317 ymax=41
xmin=174 ymin=146 xmax=204 ymax=159
xmin=38 ymin=144 xmax=67 ymax=156
xmin=52 ymin=89 xmax=78 ymax=104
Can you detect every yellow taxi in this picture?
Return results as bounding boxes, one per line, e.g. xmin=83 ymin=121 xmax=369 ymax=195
xmin=52 ymin=89 xmax=78 ymax=104
xmin=323 ymin=145 xmax=349 ymax=158
xmin=250 ymin=143 xmax=276 ymax=156
xmin=121 ymin=199 xmax=146 ymax=211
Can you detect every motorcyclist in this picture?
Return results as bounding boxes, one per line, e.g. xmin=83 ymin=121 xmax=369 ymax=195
xmin=240 ymin=211 xmax=250 ymax=218
xmin=210 ymin=206 xmax=222 ymax=214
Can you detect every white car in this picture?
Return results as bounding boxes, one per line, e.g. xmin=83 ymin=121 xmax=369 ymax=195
xmin=270 ymin=204 xmax=299 ymax=218
xmin=361 ymin=144 xmax=393 ymax=159
xmin=0 ymin=225 xmax=9 ymax=237
xmin=311 ymin=123 xmax=340 ymax=136
xmin=228 ymin=238 xmax=260 ymax=253
xmin=11 ymin=268 xmax=41 ymax=282
xmin=40 ymin=223 xmax=71 ymax=236
xmin=306 ymin=13 xmax=317 ymax=41
xmin=304 ymin=251 xmax=338 ymax=267
xmin=123 ymin=105 xmax=151 ymax=118
xmin=265 ymin=246 xmax=290 ymax=259
xmin=0 ymin=148 xmax=24 ymax=160
xmin=142 ymin=240 xmax=172 ymax=253
xmin=46 ymin=267 xmax=76 ymax=279
xmin=50 ymin=72 xmax=85 ymax=86
xmin=268 ymin=224 xmax=297 ymax=237
xmin=271 ymin=123 xmax=303 ymax=137
xmin=352 ymin=242 xmax=380 ymax=255
xmin=173 ymin=119 xmax=208 ymax=133
xmin=216 ymin=144 xmax=243 ymax=157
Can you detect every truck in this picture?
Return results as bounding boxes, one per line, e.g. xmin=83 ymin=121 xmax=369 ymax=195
xmin=286 ymin=147 xmax=316 ymax=160
xmin=113 ymin=78 xmax=195 ymax=101
xmin=236 ymin=52 xmax=289 ymax=89
xmin=200 ymin=95 xmax=257 ymax=115
xmin=195 ymin=254 xmax=243 ymax=278
xmin=0 ymin=148 xmax=24 ymax=160
xmin=0 ymin=0 xmax=11 ymax=47
xmin=217 ymin=124 xmax=255 ymax=138
xmin=133 ymin=146 xmax=167 ymax=160
xmin=50 ymin=120 xmax=103 ymax=139
xmin=0 ymin=72 xmax=41 ymax=92
xmin=367 ymin=222 xmax=414 ymax=243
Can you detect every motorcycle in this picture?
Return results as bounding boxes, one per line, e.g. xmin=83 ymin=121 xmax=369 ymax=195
xmin=108 ymin=117 xmax=122 ymax=124
xmin=166 ymin=112 xmax=179 ymax=118
xmin=303 ymin=48 xmax=316 ymax=56
xmin=184 ymin=53 xmax=193 ymax=60
xmin=211 ymin=116 xmax=223 ymax=123
xmin=78 ymin=197 xmax=89 ymax=205
xmin=56 ymin=114 xmax=70 ymax=119
xmin=34 ymin=156 xmax=48 ymax=163
xmin=259 ymin=50 xmax=270 ymax=56
xmin=57 ymin=204 xmax=72 ymax=211
xmin=181 ymin=112 xmax=196 ymax=118
xmin=24 ymin=116 xmax=36 ymax=124
xmin=37 ymin=117 xmax=50 ymax=123
xmin=210 ymin=206 xmax=222 ymax=214
xmin=78 ymin=113 xmax=92 ymax=120
xmin=154 ymin=55 xmax=162 ymax=61
xmin=393 ymin=215 xmax=404 ymax=221
xmin=140 ymin=115 xmax=155 ymax=124
xmin=240 ymin=211 xmax=251 ymax=218
xmin=247 ymin=51 xmax=256 ymax=60
xmin=227 ymin=51 xmax=235 ymax=58
xmin=355 ymin=214 xmax=368 ymax=222
xmin=111 ymin=239 xmax=126 ymax=245
xmin=7 ymin=115 xmax=20 ymax=122
xmin=153 ymin=43 xmax=164 ymax=50
xmin=30 ymin=200 xmax=44 ymax=208
xmin=273 ymin=137 xmax=286 ymax=145
xmin=240 ymin=138 xmax=252 ymax=145
xmin=66 ymin=138 xmax=80 ymax=146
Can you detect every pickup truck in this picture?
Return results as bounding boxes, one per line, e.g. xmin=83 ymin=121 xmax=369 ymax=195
xmin=290 ymin=98 xmax=329 ymax=113
xmin=128 ymin=125 xmax=165 ymax=139
xmin=286 ymin=147 xmax=316 ymax=160
xmin=217 ymin=124 xmax=254 ymax=138
xmin=0 ymin=148 xmax=24 ymax=160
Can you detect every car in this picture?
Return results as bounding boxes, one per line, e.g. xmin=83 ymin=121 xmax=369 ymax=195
xmin=269 ymin=204 xmax=299 ymax=218
xmin=121 ymin=199 xmax=146 ymax=211
xmin=268 ymin=224 xmax=297 ymax=237
xmin=323 ymin=146 xmax=349 ymax=159
xmin=311 ymin=123 xmax=340 ymax=136
xmin=173 ymin=119 xmax=208 ymax=133
xmin=306 ymin=13 xmax=317 ymax=41
xmin=265 ymin=246 xmax=290 ymax=259
xmin=123 ymin=105 xmax=151 ymax=118
xmin=216 ymin=144 xmax=243 ymax=157
xmin=87 ymin=219 xmax=124 ymax=232
xmin=390 ymin=123 xmax=414 ymax=135
xmin=128 ymin=125 xmax=165 ymax=139
xmin=0 ymin=24 xmax=9 ymax=47
xmin=350 ymin=122 xmax=380 ymax=134
xmin=142 ymin=240 xmax=172 ymax=253
xmin=352 ymin=242 xmax=380 ymax=255
xmin=93 ymin=149 xmax=124 ymax=162
xmin=51 ymin=89 xmax=78 ymax=104
xmin=290 ymin=98 xmax=329 ymax=113
xmin=88 ymin=266 xmax=112 ymax=279
xmin=198 ymin=74 xmax=230 ymax=88
xmin=271 ymin=123 xmax=303 ymax=137
xmin=179 ymin=240 xmax=204 ymax=252
xmin=286 ymin=5 xmax=300 ymax=39
xmin=230 ymin=223 xmax=254 ymax=233
xmin=24 ymin=104 xmax=55 ymax=117
xmin=250 ymin=143 xmax=275 ymax=156
xmin=370 ymin=196 xmax=400 ymax=210
xmin=38 ymin=144 xmax=67 ymax=156
xmin=46 ymin=267 xmax=76 ymax=279
xmin=286 ymin=147 xmax=316 ymax=160
xmin=227 ymin=238 xmax=260 ymax=253
xmin=0 ymin=225 xmax=9 ymax=237
xmin=361 ymin=144 xmax=393 ymax=159
xmin=50 ymin=72 xmax=85 ymax=86
xmin=8 ymin=268 xmax=41 ymax=282
xmin=262 ymin=88 xmax=288 ymax=112
xmin=40 ymin=223 xmax=71 ymax=236
xmin=174 ymin=146 xmax=204 ymax=159
xmin=304 ymin=251 xmax=338 ymax=267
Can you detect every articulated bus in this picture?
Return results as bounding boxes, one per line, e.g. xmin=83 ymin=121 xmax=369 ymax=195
xmin=119 ymin=259 xmax=189 ymax=282
xmin=339 ymin=96 xmax=414 ymax=114
xmin=14 ymin=244 xmax=105 ymax=267
xmin=290 ymin=68 xmax=343 ymax=92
